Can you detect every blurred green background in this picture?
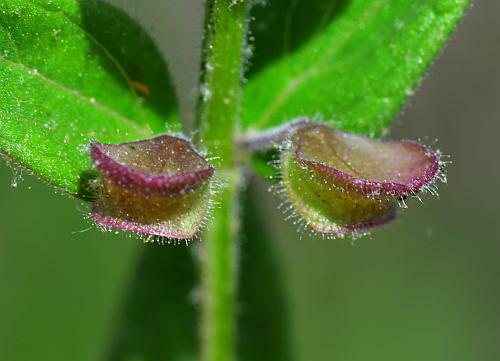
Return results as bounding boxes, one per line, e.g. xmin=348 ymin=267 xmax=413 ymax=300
xmin=1 ymin=1 xmax=499 ymax=360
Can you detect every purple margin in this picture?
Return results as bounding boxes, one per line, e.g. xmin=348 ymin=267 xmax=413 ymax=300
xmin=90 ymin=136 xmax=214 ymax=195
xmin=294 ymin=124 xmax=440 ymax=198
xmin=92 ymin=211 xmax=196 ymax=239
xmin=307 ymin=205 xmax=397 ymax=235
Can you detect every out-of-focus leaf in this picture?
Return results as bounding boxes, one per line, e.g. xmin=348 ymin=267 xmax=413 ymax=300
xmin=105 ymin=245 xmax=198 ymax=361
xmin=0 ymin=0 xmax=178 ymax=196
xmin=238 ymin=180 xmax=292 ymax=361
xmin=105 ymin=181 xmax=291 ymax=361
xmin=243 ymin=0 xmax=469 ymax=135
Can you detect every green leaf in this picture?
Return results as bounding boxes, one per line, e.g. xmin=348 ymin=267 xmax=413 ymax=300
xmin=238 ymin=181 xmax=292 ymax=361
xmin=0 ymin=163 xmax=141 ymax=361
xmin=104 ymin=182 xmax=292 ymax=361
xmin=0 ymin=0 xmax=179 ymax=195
xmin=242 ymin=0 xmax=469 ymax=135
xmin=105 ymin=245 xmax=198 ymax=361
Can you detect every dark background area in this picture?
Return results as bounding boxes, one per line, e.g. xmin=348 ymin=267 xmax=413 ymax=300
xmin=1 ymin=1 xmax=499 ymax=360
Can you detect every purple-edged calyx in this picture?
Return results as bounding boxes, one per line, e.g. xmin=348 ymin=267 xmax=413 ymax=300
xmin=280 ymin=123 xmax=443 ymax=237
xmin=90 ymin=134 xmax=214 ymax=239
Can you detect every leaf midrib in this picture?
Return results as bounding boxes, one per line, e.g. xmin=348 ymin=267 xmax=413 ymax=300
xmin=252 ymin=0 xmax=384 ymax=130
xmin=0 ymin=56 xmax=152 ymax=137
xmin=5 ymin=0 xmax=156 ymax=136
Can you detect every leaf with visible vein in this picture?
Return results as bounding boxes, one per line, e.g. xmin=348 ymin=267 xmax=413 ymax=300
xmin=0 ymin=0 xmax=178 ymax=195
xmin=243 ymin=0 xmax=470 ymax=135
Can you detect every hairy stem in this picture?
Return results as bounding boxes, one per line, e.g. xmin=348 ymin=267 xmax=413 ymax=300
xmin=197 ymin=0 xmax=249 ymax=167
xmin=200 ymin=170 xmax=241 ymax=361
xmin=197 ymin=1 xmax=249 ymax=361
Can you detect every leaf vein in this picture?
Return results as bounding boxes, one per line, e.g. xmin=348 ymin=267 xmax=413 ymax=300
xmin=26 ymin=0 xmax=149 ymax=123
xmin=0 ymin=23 xmax=21 ymax=62
xmin=0 ymin=56 xmax=151 ymax=137
xmin=255 ymin=0 xmax=384 ymax=129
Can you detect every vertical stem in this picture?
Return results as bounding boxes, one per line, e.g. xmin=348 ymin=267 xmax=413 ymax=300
xmin=197 ymin=1 xmax=249 ymax=361
xmin=197 ymin=0 xmax=249 ymax=167
xmin=200 ymin=171 xmax=240 ymax=361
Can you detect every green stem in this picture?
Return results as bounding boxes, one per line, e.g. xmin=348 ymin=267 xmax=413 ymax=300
xmin=197 ymin=0 xmax=249 ymax=167
xmin=200 ymin=170 xmax=240 ymax=361
xmin=197 ymin=1 xmax=249 ymax=361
